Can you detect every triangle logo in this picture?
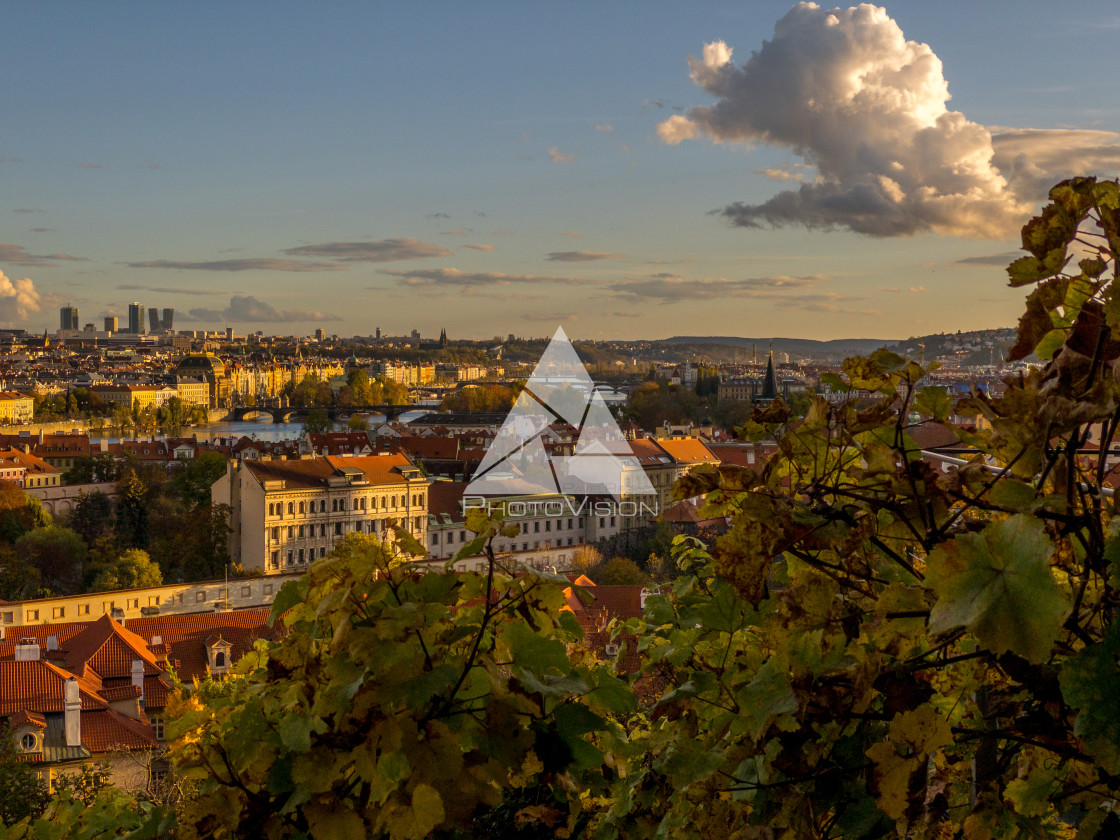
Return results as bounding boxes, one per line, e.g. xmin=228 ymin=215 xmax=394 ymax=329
xmin=466 ymin=326 xmax=656 ymax=500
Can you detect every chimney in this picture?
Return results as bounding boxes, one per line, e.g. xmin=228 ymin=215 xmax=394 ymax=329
xmin=131 ymin=659 xmax=144 ymax=701
xmin=38 ymin=429 xmax=44 ymax=444
xmin=14 ymin=638 xmax=40 ymax=661
xmin=64 ymin=677 xmax=81 ymax=747
xmin=151 ymin=635 xmax=162 ymax=647
xmin=99 ymin=438 xmax=108 ymax=453
xmin=46 ymin=635 xmax=58 ymax=651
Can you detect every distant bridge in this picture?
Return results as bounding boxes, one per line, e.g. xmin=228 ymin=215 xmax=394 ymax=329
xmin=229 ymin=404 xmax=415 ymax=423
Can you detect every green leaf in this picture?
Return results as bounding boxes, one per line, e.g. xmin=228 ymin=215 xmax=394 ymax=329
xmin=269 ymin=579 xmax=308 ymax=624
xmin=734 ymin=655 xmax=797 ymax=739
xmin=1007 ymin=255 xmax=1046 ymax=287
xmin=927 ymin=515 xmax=1070 ymax=662
xmin=914 ymin=387 xmax=951 ymax=421
xmin=1060 ymin=622 xmax=1120 ymax=774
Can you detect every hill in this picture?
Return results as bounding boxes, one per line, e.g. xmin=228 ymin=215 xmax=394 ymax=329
xmin=658 ymin=336 xmax=897 ymax=362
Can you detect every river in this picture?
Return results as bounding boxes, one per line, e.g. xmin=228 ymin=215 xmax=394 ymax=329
xmin=89 ymin=410 xmax=433 ymax=444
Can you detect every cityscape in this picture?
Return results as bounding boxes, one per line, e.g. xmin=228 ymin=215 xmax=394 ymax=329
xmin=2 ymin=2 xmax=1120 ymax=838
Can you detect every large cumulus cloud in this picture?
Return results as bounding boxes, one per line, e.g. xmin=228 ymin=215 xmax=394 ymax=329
xmin=0 ymin=271 xmax=43 ymax=321
xmin=659 ymin=3 xmax=1120 ymax=239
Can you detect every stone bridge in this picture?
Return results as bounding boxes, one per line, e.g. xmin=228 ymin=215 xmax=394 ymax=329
xmin=229 ymin=404 xmax=415 ymax=423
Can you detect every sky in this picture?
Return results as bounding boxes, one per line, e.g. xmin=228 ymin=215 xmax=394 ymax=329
xmin=3 ymin=1 xmax=1120 ymax=342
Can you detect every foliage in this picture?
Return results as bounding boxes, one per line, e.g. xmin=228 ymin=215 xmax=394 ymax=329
xmin=165 ymin=528 xmax=632 ymax=839
xmin=62 ymin=454 xmax=122 ymax=485
xmin=0 ymin=482 xmax=50 ymax=544
xmin=51 ymin=763 xmax=113 ymax=806
xmin=13 ymin=526 xmax=88 ymax=596
xmin=301 ymin=409 xmax=332 ymax=435
xmin=0 ymin=724 xmax=49 ymax=827
xmin=591 ymin=556 xmax=649 ymax=586
xmin=66 ymin=491 xmax=114 ymax=547
xmin=114 ymin=470 xmax=149 ymax=549
xmin=171 ymin=451 xmax=228 ymax=508
xmin=90 ymin=548 xmax=163 ymax=591
xmin=625 ymin=380 xmax=703 ymax=430
xmin=440 ymin=384 xmax=520 ymax=413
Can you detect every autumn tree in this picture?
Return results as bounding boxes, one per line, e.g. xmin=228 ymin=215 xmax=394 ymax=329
xmin=90 ymin=548 xmax=162 ymax=591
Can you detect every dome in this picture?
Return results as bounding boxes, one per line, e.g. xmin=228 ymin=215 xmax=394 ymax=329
xmin=177 ymin=354 xmax=227 ymax=378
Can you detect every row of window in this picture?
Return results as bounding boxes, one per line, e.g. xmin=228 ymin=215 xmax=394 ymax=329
xmin=435 ymin=536 xmax=584 ymax=558
xmin=5 ymin=583 xmax=280 ymax=622
xmin=269 ymin=517 xmax=424 ymax=543
xmin=267 ymin=493 xmax=425 ymax=518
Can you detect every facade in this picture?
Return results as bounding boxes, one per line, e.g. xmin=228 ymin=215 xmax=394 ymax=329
xmin=214 ymin=453 xmax=430 ymax=574
xmin=104 ymin=316 xmax=118 ymax=332
xmin=627 ymin=437 xmax=720 ymax=514
xmin=176 ymin=354 xmax=231 ymax=408
xmin=422 ymin=481 xmax=623 ymax=573
xmin=0 ymin=571 xmax=303 ymax=627
xmin=0 ymin=447 xmax=62 ymax=489
xmin=0 ymin=391 xmax=35 ymax=424
xmin=175 ymin=377 xmax=210 ymax=407
xmin=128 ymin=302 xmax=146 ymax=335
xmin=60 ymin=306 xmax=79 ymax=331
xmin=91 ymin=384 xmax=178 ymax=412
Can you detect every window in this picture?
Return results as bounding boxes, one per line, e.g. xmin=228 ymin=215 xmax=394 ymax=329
xmin=431 ymin=533 xmax=439 ymax=545
xmin=545 ymin=521 xmax=551 ymax=531
xmin=52 ymin=607 xmax=64 ymax=619
xmin=270 ymin=551 xmax=278 ymax=568
xmin=320 ymin=547 xmax=327 ymax=558
xmin=599 ymin=518 xmax=605 ymax=528
xmin=264 ymin=583 xmax=274 ymax=595
xmin=20 ymin=733 xmax=35 ymax=751
xmin=415 ymin=517 xmax=422 ymax=531
xmin=610 ymin=516 xmax=616 ymax=527
xmin=148 ymin=596 xmax=160 ymax=606
xmin=299 ymin=502 xmax=305 ymax=513
xmin=332 ymin=499 xmax=338 ymax=512
xmin=534 ymin=522 xmax=540 ymax=533
xmin=287 ymin=502 xmax=294 ymax=515
xmin=298 ymin=549 xmax=304 ymax=563
xmin=567 ymin=518 xmax=573 ymax=529
xmin=196 ymin=592 xmax=206 ymax=603
xmin=320 ymin=524 xmax=326 ymax=537
xmin=215 ymin=651 xmax=226 ymax=668
xmin=335 ymin=523 xmax=342 ymax=535
xmin=150 ymin=717 xmax=165 ymax=740
xmin=418 ymin=494 xmax=424 ymax=507
xmin=360 ymin=497 xmax=366 ymax=510
xmin=287 ymin=551 xmax=294 ymax=565
xmin=27 ymin=610 xmax=38 ymax=621
xmin=271 ymin=527 xmax=279 ymax=540
xmin=78 ymin=605 xmax=90 ymax=616
xmin=241 ymin=586 xmax=251 ymax=597
xmin=287 ymin=527 xmax=294 ymax=539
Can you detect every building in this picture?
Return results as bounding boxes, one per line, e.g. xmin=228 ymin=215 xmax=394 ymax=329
xmin=162 ymin=308 xmax=174 ymax=332
xmin=127 ymin=302 xmax=145 ymax=336
xmin=422 ymin=481 xmax=622 ymax=573
xmin=176 ymin=354 xmax=231 ymax=408
xmin=0 ymin=571 xmax=303 ymax=627
xmin=0 ymin=391 xmax=35 ymax=424
xmin=214 ymin=453 xmax=430 ymax=574
xmin=0 ymin=448 xmax=62 ymax=489
xmin=91 ymin=384 xmax=178 ymax=412
xmin=175 ymin=377 xmax=209 ymax=407
xmin=627 ymin=437 xmax=720 ymax=514
xmin=60 ymin=306 xmax=79 ymax=331
xmin=104 ymin=316 xmax=118 ymax=332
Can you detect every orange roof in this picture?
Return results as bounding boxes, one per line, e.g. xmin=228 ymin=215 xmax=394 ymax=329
xmin=655 ymin=438 xmax=720 ymax=465
xmin=80 ymin=707 xmax=159 ymax=752
xmin=61 ymin=615 xmax=164 ymax=679
xmin=0 ymin=660 xmax=106 ymax=715
xmin=244 ymin=453 xmax=419 ymax=490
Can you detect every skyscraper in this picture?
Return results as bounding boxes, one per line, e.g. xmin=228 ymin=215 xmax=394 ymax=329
xmin=128 ymin=302 xmax=146 ymax=335
xmin=59 ymin=305 xmax=78 ymax=331
xmin=149 ymin=308 xmax=161 ymax=332
xmin=104 ymin=316 xmax=118 ymax=332
xmin=162 ymin=308 xmax=174 ymax=331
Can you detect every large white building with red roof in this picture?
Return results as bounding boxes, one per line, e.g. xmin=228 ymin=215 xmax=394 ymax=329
xmin=213 ymin=453 xmax=429 ymax=573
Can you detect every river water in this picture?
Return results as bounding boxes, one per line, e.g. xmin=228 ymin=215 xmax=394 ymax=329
xmin=89 ymin=411 xmax=433 ymax=444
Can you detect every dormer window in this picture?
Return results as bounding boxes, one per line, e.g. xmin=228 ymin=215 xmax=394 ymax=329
xmin=20 ymin=733 xmax=36 ymax=751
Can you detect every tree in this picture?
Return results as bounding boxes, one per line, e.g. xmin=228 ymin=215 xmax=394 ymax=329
xmin=0 ymin=546 xmax=42 ymax=601
xmin=67 ymin=491 xmax=114 ymax=548
xmin=114 ymin=470 xmax=149 ymax=549
xmin=171 ymin=451 xmax=228 ymax=508
xmin=301 ymin=408 xmax=332 ymax=435
xmin=346 ymin=414 xmax=370 ymax=431
xmin=62 ymin=453 xmax=122 ymax=486
xmin=14 ymin=526 xmax=87 ymax=595
xmin=0 ymin=481 xmax=50 ymax=544
xmin=591 ymin=556 xmax=648 ymax=586
xmin=0 ymin=724 xmax=49 ymax=827
xmin=90 ymin=548 xmax=162 ymax=591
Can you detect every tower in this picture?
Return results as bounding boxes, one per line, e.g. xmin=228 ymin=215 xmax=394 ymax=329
xmin=128 ymin=302 xmax=146 ymax=335
xmin=162 ymin=308 xmax=174 ymax=331
xmin=104 ymin=316 xmax=118 ymax=332
xmin=59 ymin=305 xmax=78 ymax=331
xmin=439 ymin=328 xmax=447 ymax=349
xmin=149 ymin=308 xmax=161 ymax=332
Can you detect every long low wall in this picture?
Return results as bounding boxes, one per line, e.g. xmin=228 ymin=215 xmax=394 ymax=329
xmin=26 ymin=481 xmax=118 ymax=518
xmin=0 ymin=571 xmax=306 ymax=628
xmin=0 ymin=421 xmax=89 ymax=435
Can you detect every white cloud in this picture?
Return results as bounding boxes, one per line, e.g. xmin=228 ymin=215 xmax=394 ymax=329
xmin=0 ymin=271 xmax=43 ymax=321
xmin=659 ymin=3 xmax=1120 ymax=239
xmin=548 ymin=146 xmax=575 ymax=164
xmin=595 ymin=123 xmax=614 ymax=133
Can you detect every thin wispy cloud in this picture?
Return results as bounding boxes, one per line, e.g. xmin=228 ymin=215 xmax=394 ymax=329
xmin=611 ymin=273 xmax=828 ymax=304
xmin=548 ymin=146 xmax=575 ymax=164
xmin=595 ymin=123 xmax=614 ymax=133
xmin=659 ymin=4 xmax=1120 ymax=239
xmin=523 ymin=311 xmax=579 ymax=323
xmin=282 ymin=237 xmax=451 ymax=262
xmin=0 ymin=243 xmax=87 ymax=266
xmin=117 ymin=284 xmax=227 ymax=296
xmin=464 ymin=244 xmax=497 ymax=252
xmin=184 ymin=295 xmax=341 ymax=323
xmin=126 ymin=258 xmax=345 ymax=272
xmin=379 ymin=267 xmax=590 ymax=287
xmin=955 ymin=251 xmax=1021 ymax=266
xmin=546 ymin=251 xmax=623 ymax=262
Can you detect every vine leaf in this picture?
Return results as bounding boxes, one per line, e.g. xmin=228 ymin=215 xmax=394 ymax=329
xmin=926 ymin=515 xmax=1069 ymax=662
xmin=1060 ymin=622 xmax=1120 ymax=774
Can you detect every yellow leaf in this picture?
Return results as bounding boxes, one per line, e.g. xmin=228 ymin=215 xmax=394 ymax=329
xmin=888 ymin=705 xmax=954 ymax=755
xmin=866 ymin=741 xmax=916 ymax=821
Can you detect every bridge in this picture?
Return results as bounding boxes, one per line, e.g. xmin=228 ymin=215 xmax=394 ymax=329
xmin=229 ymin=404 xmax=415 ymax=423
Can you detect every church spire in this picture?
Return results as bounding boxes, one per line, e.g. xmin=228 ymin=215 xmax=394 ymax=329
xmin=761 ymin=349 xmax=778 ymax=402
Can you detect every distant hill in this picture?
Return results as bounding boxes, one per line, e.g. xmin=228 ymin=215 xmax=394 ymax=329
xmin=886 ymin=328 xmax=1017 ymax=366
xmin=658 ymin=336 xmax=897 ymax=362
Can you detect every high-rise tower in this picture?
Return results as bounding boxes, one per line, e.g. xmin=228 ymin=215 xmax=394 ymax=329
xmin=128 ymin=302 xmax=146 ymax=335
xmin=59 ymin=305 xmax=78 ymax=331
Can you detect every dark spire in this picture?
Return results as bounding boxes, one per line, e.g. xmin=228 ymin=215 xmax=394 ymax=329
xmin=761 ymin=352 xmax=778 ymax=401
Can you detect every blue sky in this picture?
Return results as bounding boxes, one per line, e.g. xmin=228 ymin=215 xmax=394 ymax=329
xmin=3 ymin=1 xmax=1119 ymax=340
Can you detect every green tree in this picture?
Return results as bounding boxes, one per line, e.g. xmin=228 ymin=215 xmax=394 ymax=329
xmin=0 ymin=723 xmax=49 ymax=827
xmin=90 ymin=548 xmax=162 ymax=591
xmin=66 ymin=491 xmax=114 ymax=547
xmin=171 ymin=451 xmax=229 ymax=508
xmin=346 ymin=413 xmax=370 ymax=431
xmin=591 ymin=556 xmax=649 ymax=586
xmin=14 ymin=526 xmax=87 ymax=595
xmin=62 ymin=453 xmax=121 ymax=485
xmin=301 ymin=409 xmax=332 ymax=435
xmin=114 ymin=469 xmax=149 ymax=549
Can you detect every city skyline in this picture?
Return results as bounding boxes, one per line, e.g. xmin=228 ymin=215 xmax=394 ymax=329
xmin=3 ymin=2 xmax=1120 ymax=340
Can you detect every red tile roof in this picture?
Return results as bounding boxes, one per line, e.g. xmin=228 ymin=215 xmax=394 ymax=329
xmin=80 ymin=707 xmax=158 ymax=752
xmin=0 ymin=660 xmax=106 ymax=715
